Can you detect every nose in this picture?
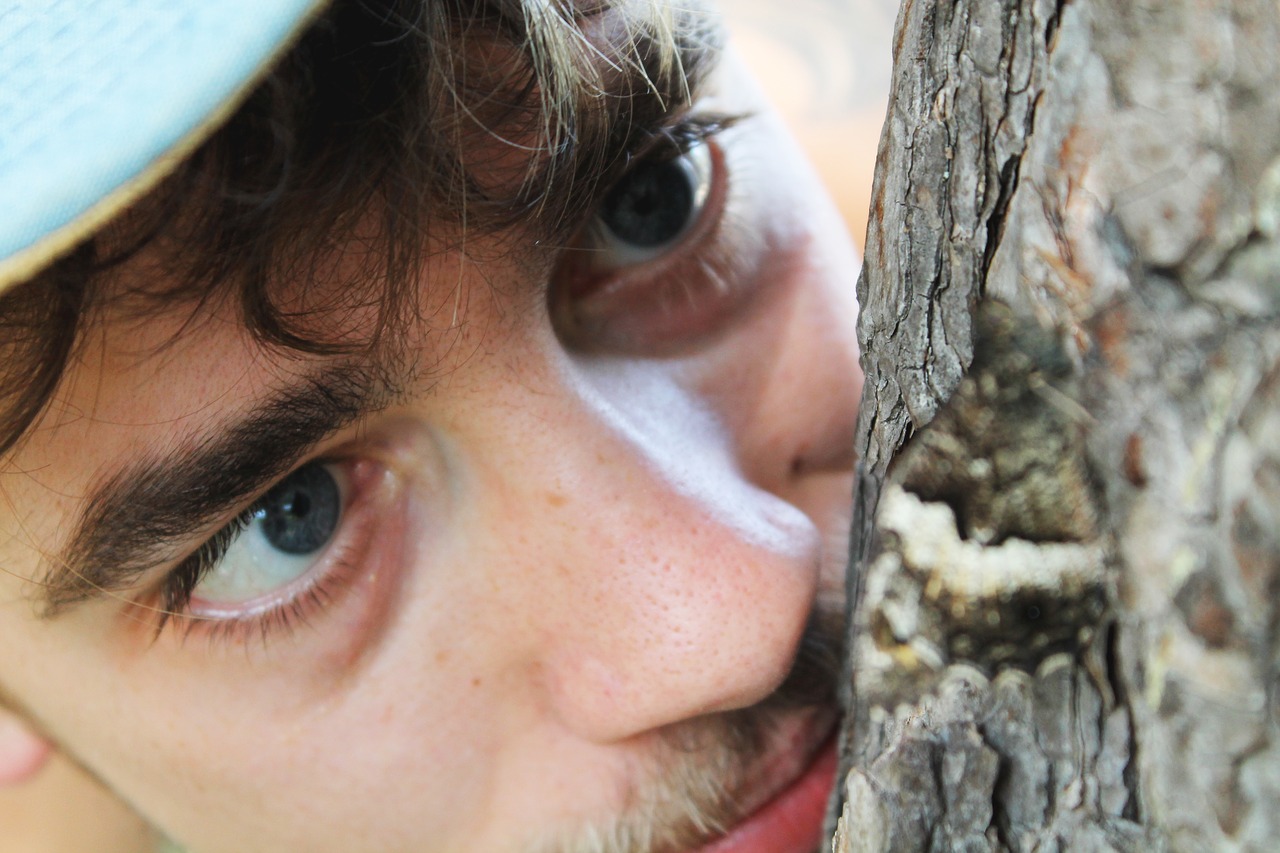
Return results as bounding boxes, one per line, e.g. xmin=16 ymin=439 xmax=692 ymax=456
xmin=467 ymin=360 xmax=824 ymax=743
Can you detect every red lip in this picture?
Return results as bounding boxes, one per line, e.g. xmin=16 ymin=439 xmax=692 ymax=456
xmin=694 ymin=731 xmax=837 ymax=853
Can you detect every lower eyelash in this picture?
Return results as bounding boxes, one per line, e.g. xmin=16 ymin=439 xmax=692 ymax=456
xmin=150 ymin=459 xmax=384 ymax=648
xmin=177 ymin=546 xmax=361 ymax=649
xmin=154 ymin=510 xmax=255 ymax=635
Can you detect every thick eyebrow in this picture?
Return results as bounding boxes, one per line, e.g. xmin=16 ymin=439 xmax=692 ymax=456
xmin=32 ymin=27 xmax=727 ymax=619
xmin=38 ymin=361 xmax=401 ymax=618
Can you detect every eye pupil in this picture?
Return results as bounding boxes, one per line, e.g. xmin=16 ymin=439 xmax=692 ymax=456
xmin=600 ymin=157 xmax=694 ymax=248
xmin=258 ymin=464 xmax=340 ymax=555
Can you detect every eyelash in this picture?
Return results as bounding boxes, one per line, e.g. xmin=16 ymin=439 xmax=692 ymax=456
xmin=158 ymin=556 xmax=355 ymax=647
xmin=551 ymin=111 xmax=755 ymax=354
xmin=145 ymin=116 xmax=741 ymax=644
xmin=618 ymin=112 xmax=740 ymax=178
xmin=155 ymin=511 xmax=251 ymax=629
xmin=150 ymin=462 xmax=365 ymax=645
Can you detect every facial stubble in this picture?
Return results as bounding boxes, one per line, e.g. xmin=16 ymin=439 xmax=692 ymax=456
xmin=534 ymin=602 xmax=846 ymax=853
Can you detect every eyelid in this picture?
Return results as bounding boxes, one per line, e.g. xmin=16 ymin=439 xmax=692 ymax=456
xmin=621 ymin=111 xmax=743 ymax=172
xmin=568 ymin=111 xmax=739 ymax=281
xmin=153 ymin=506 xmax=256 ymax=631
xmin=571 ymin=111 xmax=741 ymax=227
xmin=588 ymin=138 xmax=714 ymax=267
xmin=187 ymin=463 xmax=350 ymax=612
xmin=149 ymin=454 xmax=353 ymax=635
xmin=127 ymin=418 xmax=425 ymax=664
xmin=550 ymin=116 xmax=769 ymax=355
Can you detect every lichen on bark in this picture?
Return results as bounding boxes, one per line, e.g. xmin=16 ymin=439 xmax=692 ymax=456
xmin=836 ymin=0 xmax=1280 ymax=850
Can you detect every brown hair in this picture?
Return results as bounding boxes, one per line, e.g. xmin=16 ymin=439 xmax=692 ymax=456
xmin=0 ymin=0 xmax=721 ymax=457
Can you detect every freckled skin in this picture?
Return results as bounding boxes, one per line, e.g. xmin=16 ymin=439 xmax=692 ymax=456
xmin=0 ymin=51 xmax=862 ymax=853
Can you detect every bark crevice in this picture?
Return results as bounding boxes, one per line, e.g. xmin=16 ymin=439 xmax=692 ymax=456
xmin=834 ymin=0 xmax=1280 ymax=850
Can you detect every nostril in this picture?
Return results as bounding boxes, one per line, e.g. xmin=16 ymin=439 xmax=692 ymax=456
xmin=787 ymin=434 xmax=854 ymax=482
xmin=790 ymin=455 xmax=807 ymax=477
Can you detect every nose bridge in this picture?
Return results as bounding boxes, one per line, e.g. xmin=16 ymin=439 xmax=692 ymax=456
xmin=479 ymin=361 xmax=822 ymax=743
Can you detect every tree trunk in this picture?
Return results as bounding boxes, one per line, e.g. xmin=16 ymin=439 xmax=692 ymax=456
xmin=832 ymin=0 xmax=1280 ymax=850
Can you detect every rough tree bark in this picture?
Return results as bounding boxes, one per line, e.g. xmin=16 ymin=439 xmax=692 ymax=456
xmin=831 ymin=0 xmax=1280 ymax=850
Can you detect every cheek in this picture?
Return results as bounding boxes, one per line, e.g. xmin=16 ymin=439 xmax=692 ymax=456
xmin=693 ymin=128 xmax=862 ymax=436
xmin=21 ymin=619 xmax=509 ymax=850
xmin=676 ymin=112 xmax=862 ymax=564
xmin=0 ymin=468 xmax=499 ymax=849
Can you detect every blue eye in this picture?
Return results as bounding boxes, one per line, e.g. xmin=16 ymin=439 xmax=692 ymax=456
xmin=591 ymin=139 xmax=713 ymax=264
xmin=258 ymin=463 xmax=340 ymax=555
xmin=191 ymin=462 xmax=345 ymax=606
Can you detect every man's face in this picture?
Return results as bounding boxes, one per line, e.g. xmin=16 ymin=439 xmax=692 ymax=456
xmin=0 ymin=47 xmax=862 ymax=852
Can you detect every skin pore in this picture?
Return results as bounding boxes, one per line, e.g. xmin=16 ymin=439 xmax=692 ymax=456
xmin=0 ymin=12 xmax=870 ymax=853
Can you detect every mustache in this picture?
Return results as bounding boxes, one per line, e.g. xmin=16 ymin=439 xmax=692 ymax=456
xmin=757 ymin=604 xmax=846 ymax=713
xmin=537 ymin=603 xmax=846 ymax=853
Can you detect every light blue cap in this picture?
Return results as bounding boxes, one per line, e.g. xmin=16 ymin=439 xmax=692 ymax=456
xmin=0 ymin=0 xmax=331 ymax=291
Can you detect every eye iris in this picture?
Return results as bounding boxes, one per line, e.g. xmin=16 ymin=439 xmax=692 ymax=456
xmin=600 ymin=157 xmax=694 ymax=248
xmin=258 ymin=464 xmax=340 ymax=555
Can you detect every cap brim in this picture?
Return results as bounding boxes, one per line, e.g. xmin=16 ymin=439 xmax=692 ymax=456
xmin=0 ymin=0 xmax=332 ymax=294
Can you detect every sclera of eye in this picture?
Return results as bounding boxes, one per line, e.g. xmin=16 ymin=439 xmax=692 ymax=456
xmin=184 ymin=462 xmax=360 ymax=620
xmin=128 ymin=434 xmax=427 ymax=696
xmin=588 ymin=139 xmax=715 ymax=270
xmin=549 ymin=137 xmax=770 ymax=357
xmin=185 ymin=463 xmax=352 ymax=614
xmin=177 ymin=458 xmax=403 ymax=649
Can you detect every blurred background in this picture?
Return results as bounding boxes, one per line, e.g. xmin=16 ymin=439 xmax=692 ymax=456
xmin=724 ymin=0 xmax=899 ymax=252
